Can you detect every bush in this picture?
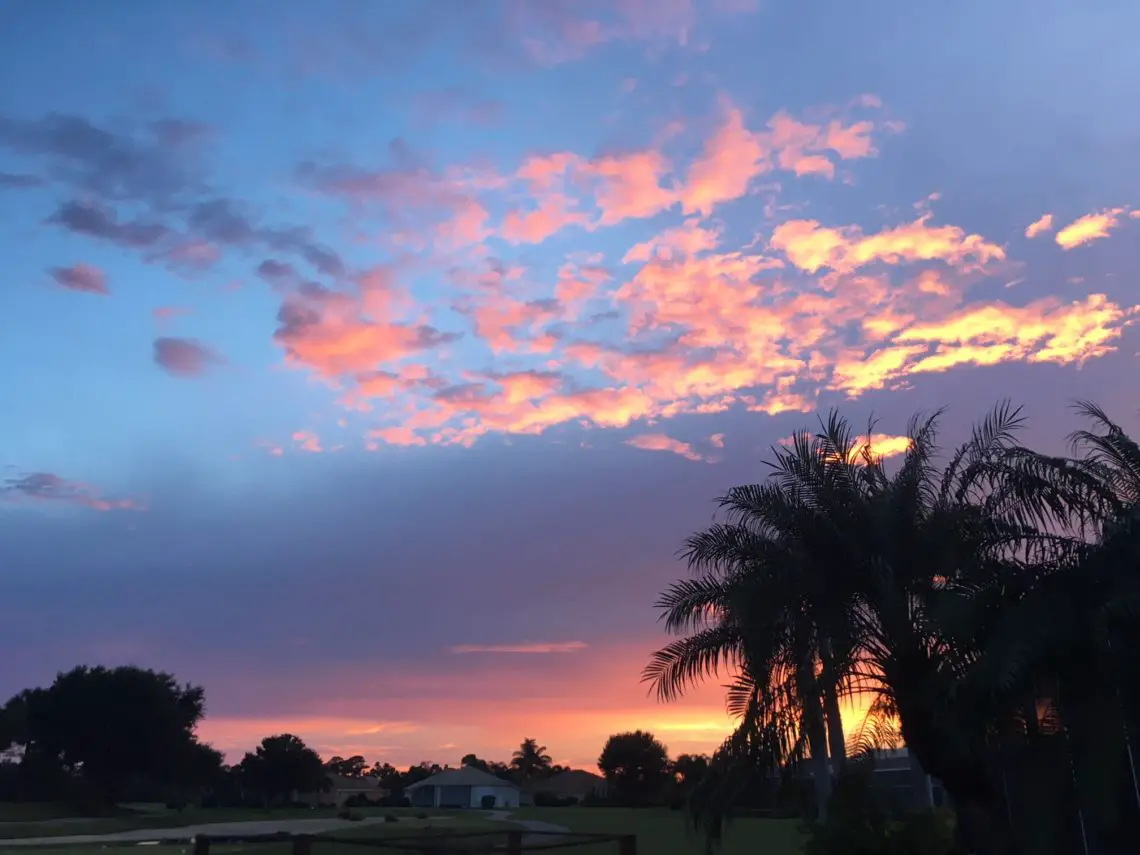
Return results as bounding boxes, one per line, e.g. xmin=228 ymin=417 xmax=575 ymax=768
xmin=415 ymin=812 xmax=428 ymax=819
xmin=533 ymin=791 xmax=577 ymax=807
xmin=336 ymin=808 xmax=362 ymax=821
xmin=384 ymin=814 xmax=399 ymax=823
xmin=805 ymin=809 xmax=961 ymax=855
xmin=888 ymin=808 xmax=958 ymax=855
xmin=378 ymin=795 xmax=411 ymax=807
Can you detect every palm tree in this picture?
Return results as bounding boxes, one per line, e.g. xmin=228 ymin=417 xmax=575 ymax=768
xmin=511 ymin=738 xmax=553 ymax=779
xmin=649 ymin=403 xmax=1102 ymax=853
xmin=646 ymin=413 xmax=883 ymax=826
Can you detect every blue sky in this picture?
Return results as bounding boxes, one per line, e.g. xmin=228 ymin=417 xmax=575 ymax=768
xmin=2 ymin=0 xmax=1139 ymax=769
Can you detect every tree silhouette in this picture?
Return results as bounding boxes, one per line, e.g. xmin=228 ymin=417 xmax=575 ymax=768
xmin=511 ymin=738 xmax=553 ymax=778
xmin=236 ymin=734 xmax=326 ymax=805
xmin=650 ymin=402 xmax=1140 ymax=854
xmin=0 ymin=665 xmax=215 ymax=805
xmin=598 ymin=730 xmax=671 ymax=805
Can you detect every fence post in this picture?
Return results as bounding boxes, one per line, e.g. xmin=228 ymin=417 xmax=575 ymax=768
xmin=618 ymin=834 xmax=637 ymax=855
xmin=293 ymin=835 xmax=313 ymax=855
xmin=193 ymin=837 xmax=210 ymax=855
xmin=507 ymin=830 xmax=523 ymax=855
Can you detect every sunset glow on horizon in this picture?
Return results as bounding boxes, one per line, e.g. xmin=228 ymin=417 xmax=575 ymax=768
xmin=3 ymin=0 xmax=1139 ymax=774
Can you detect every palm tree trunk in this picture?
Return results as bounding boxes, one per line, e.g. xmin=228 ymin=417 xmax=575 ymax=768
xmin=798 ymin=657 xmax=832 ymax=823
xmin=819 ymin=639 xmax=846 ymax=772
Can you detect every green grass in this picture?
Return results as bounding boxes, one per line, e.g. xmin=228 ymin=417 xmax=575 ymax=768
xmin=508 ymin=807 xmax=806 ymax=855
xmin=0 ymin=808 xmax=471 ymax=841
xmin=0 ymin=814 xmax=507 ymax=855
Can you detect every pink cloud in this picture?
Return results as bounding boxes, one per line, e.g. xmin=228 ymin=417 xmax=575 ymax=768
xmin=626 ymin=433 xmax=706 ymax=462
xmin=153 ymin=336 xmax=223 ymax=377
xmin=48 ymin=263 xmax=108 ymax=295
xmin=3 ymin=471 xmax=141 ymax=512
xmin=680 ymin=103 xmax=767 ymax=217
xmin=292 ymin=430 xmax=323 ymax=453
xmin=1025 ymin=213 xmax=1054 ymax=239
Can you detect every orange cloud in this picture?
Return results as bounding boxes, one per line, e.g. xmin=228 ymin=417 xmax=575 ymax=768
xmin=770 ymin=215 xmax=1006 ymax=274
xmin=448 ymin=641 xmax=588 ymax=654
xmin=708 ymin=432 xmax=725 ymax=448
xmin=626 ymin=433 xmax=706 ymax=462
xmin=194 ymin=641 xmax=739 ymax=769
xmin=782 ymin=432 xmax=911 ymax=462
xmin=1055 ymin=209 xmax=1125 ymax=250
xmin=1025 ymin=213 xmax=1054 ymax=239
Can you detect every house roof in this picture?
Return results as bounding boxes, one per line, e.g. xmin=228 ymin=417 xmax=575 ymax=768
xmin=404 ymin=766 xmax=520 ymax=790
xmin=539 ymin=769 xmax=606 ymax=795
xmin=326 ymin=773 xmax=382 ymax=791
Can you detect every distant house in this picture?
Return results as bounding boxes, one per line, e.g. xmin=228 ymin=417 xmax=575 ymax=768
xmin=530 ymin=769 xmax=608 ymax=803
xmin=303 ymin=774 xmax=386 ymax=807
xmin=405 ymin=766 xmax=520 ymax=809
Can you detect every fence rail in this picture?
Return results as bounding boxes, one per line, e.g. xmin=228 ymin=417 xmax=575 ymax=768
xmin=191 ymin=829 xmax=636 ymax=855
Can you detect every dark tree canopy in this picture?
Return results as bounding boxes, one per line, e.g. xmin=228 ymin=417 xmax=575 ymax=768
xmin=598 ymin=730 xmax=671 ymax=805
xmin=0 ymin=665 xmax=215 ymax=803
xmin=236 ymin=734 xmax=327 ymax=804
xmin=511 ymin=738 xmax=553 ymax=778
xmin=325 ymin=754 xmax=368 ymax=777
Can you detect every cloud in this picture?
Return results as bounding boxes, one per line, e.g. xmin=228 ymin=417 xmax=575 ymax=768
xmin=626 ymin=433 xmax=706 ymax=462
xmin=48 ymin=263 xmax=108 ymax=295
xmin=49 ymin=200 xmax=169 ymax=248
xmin=781 ymin=432 xmax=911 ymax=462
xmin=1024 ymin=213 xmax=1054 ymax=239
xmin=769 ymin=215 xmax=1005 ymax=274
xmin=0 ymin=171 xmax=44 ymax=189
xmin=0 ymin=113 xmax=203 ymax=204
xmin=1055 ymin=209 xmax=1125 ymax=250
xmin=2 ymin=471 xmax=140 ymax=512
xmin=412 ymin=88 xmax=504 ymax=128
xmin=292 ymin=430 xmax=324 ymax=453
xmin=708 ymin=433 xmax=725 ymax=449
xmin=153 ymin=337 xmax=223 ymax=377
xmin=448 ymin=641 xmax=589 ymax=655
xmin=680 ymin=104 xmax=767 ymax=217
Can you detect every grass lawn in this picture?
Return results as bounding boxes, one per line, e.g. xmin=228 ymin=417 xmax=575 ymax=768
xmin=0 ymin=807 xmax=477 ymax=841
xmin=0 ymin=815 xmax=508 ymax=855
xmin=509 ymin=807 xmax=806 ymax=855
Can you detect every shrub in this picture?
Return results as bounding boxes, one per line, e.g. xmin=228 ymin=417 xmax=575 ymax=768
xmin=533 ymin=791 xmax=577 ymax=807
xmin=415 ymin=812 xmax=429 ymax=819
xmin=336 ymin=808 xmax=362 ymax=821
xmin=887 ymin=808 xmax=958 ymax=855
xmin=384 ymin=814 xmax=399 ymax=823
xmin=805 ymin=808 xmax=961 ymax=855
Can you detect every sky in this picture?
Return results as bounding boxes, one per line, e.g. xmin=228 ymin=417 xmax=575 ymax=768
xmin=2 ymin=0 xmax=1140 ymax=772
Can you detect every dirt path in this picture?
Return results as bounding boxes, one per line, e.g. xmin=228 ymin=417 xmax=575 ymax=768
xmin=0 ymin=815 xmax=434 ymax=846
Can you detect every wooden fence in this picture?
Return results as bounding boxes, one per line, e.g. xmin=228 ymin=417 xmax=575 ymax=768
xmin=190 ymin=829 xmax=636 ymax=855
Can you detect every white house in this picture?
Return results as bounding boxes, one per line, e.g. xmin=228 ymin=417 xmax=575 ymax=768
xmin=405 ymin=766 xmax=520 ymax=809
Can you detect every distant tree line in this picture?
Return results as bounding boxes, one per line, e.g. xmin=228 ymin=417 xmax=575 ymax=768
xmin=0 ymin=666 xmax=711 ymax=811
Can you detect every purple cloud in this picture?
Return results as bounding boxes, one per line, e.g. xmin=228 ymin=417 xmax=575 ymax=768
xmin=153 ymin=337 xmax=223 ymax=377
xmin=49 ymin=200 xmax=169 ymax=248
xmin=48 ymin=263 xmax=109 ymax=295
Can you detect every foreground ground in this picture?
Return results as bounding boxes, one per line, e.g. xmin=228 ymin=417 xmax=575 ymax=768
xmin=0 ymin=805 xmax=805 ymax=855
xmin=0 ymin=808 xmax=462 ymax=841
xmin=510 ymin=807 xmax=805 ymax=855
